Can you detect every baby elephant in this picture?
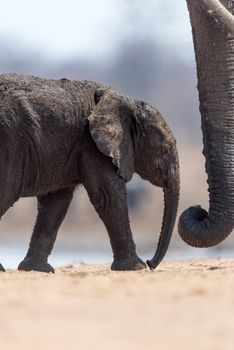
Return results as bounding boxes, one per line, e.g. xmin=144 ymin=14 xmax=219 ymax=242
xmin=0 ymin=73 xmax=179 ymax=273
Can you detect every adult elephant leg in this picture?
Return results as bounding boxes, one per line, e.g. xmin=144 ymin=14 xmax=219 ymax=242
xmin=18 ymin=187 xmax=75 ymax=273
xmin=81 ymin=149 xmax=146 ymax=271
xmin=178 ymin=0 xmax=234 ymax=247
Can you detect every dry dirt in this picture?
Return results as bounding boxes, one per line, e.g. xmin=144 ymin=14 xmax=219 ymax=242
xmin=0 ymin=259 xmax=234 ymax=350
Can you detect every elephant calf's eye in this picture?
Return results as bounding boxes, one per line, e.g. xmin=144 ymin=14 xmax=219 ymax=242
xmin=163 ymin=148 xmax=171 ymax=157
xmin=94 ymin=91 xmax=103 ymax=104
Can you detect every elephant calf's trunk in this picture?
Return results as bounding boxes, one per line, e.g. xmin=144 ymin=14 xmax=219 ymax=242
xmin=147 ymin=170 xmax=180 ymax=270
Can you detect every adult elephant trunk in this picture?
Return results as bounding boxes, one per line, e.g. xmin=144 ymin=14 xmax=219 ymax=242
xmin=178 ymin=0 xmax=234 ymax=247
xmin=147 ymin=164 xmax=180 ymax=270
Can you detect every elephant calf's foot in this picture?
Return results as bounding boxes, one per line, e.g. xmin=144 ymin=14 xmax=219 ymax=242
xmin=18 ymin=257 xmax=54 ymax=273
xmin=111 ymin=255 xmax=147 ymax=271
xmin=0 ymin=263 xmax=5 ymax=272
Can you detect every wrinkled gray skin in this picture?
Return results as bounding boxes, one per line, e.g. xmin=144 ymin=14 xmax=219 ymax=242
xmin=179 ymin=0 xmax=234 ymax=247
xmin=0 ymin=73 xmax=179 ymax=273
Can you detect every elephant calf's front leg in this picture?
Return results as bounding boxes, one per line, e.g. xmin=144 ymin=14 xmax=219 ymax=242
xmin=82 ymin=153 xmax=146 ymax=271
xmin=18 ymin=187 xmax=74 ymax=273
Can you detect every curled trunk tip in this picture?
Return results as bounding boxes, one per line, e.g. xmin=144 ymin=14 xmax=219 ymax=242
xmin=178 ymin=205 xmax=233 ymax=247
xmin=178 ymin=205 xmax=208 ymax=247
xmin=146 ymin=259 xmax=157 ymax=270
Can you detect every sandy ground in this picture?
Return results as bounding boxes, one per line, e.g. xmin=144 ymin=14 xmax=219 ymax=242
xmin=0 ymin=259 xmax=234 ymax=350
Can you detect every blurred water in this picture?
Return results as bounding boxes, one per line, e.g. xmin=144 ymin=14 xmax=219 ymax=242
xmin=0 ymin=239 xmax=233 ymax=269
xmin=0 ymin=237 xmax=112 ymax=268
xmin=0 ymin=245 xmax=111 ymax=269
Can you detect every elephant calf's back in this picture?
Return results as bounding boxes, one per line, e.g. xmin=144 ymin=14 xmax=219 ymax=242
xmin=0 ymin=74 xmax=96 ymax=197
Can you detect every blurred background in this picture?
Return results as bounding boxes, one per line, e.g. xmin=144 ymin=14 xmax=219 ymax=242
xmin=0 ymin=0 xmax=232 ymax=268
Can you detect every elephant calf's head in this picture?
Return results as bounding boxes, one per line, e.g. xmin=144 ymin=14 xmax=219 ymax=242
xmin=88 ymin=88 xmax=180 ymax=269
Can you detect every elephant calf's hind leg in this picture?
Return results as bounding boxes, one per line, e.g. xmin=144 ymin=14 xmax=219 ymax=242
xmin=18 ymin=187 xmax=75 ymax=273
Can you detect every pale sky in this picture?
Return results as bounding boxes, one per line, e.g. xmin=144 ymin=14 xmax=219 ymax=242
xmin=0 ymin=0 xmax=192 ymax=61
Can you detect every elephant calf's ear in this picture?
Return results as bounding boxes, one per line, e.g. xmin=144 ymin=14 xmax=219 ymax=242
xmin=88 ymin=90 xmax=135 ymax=182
